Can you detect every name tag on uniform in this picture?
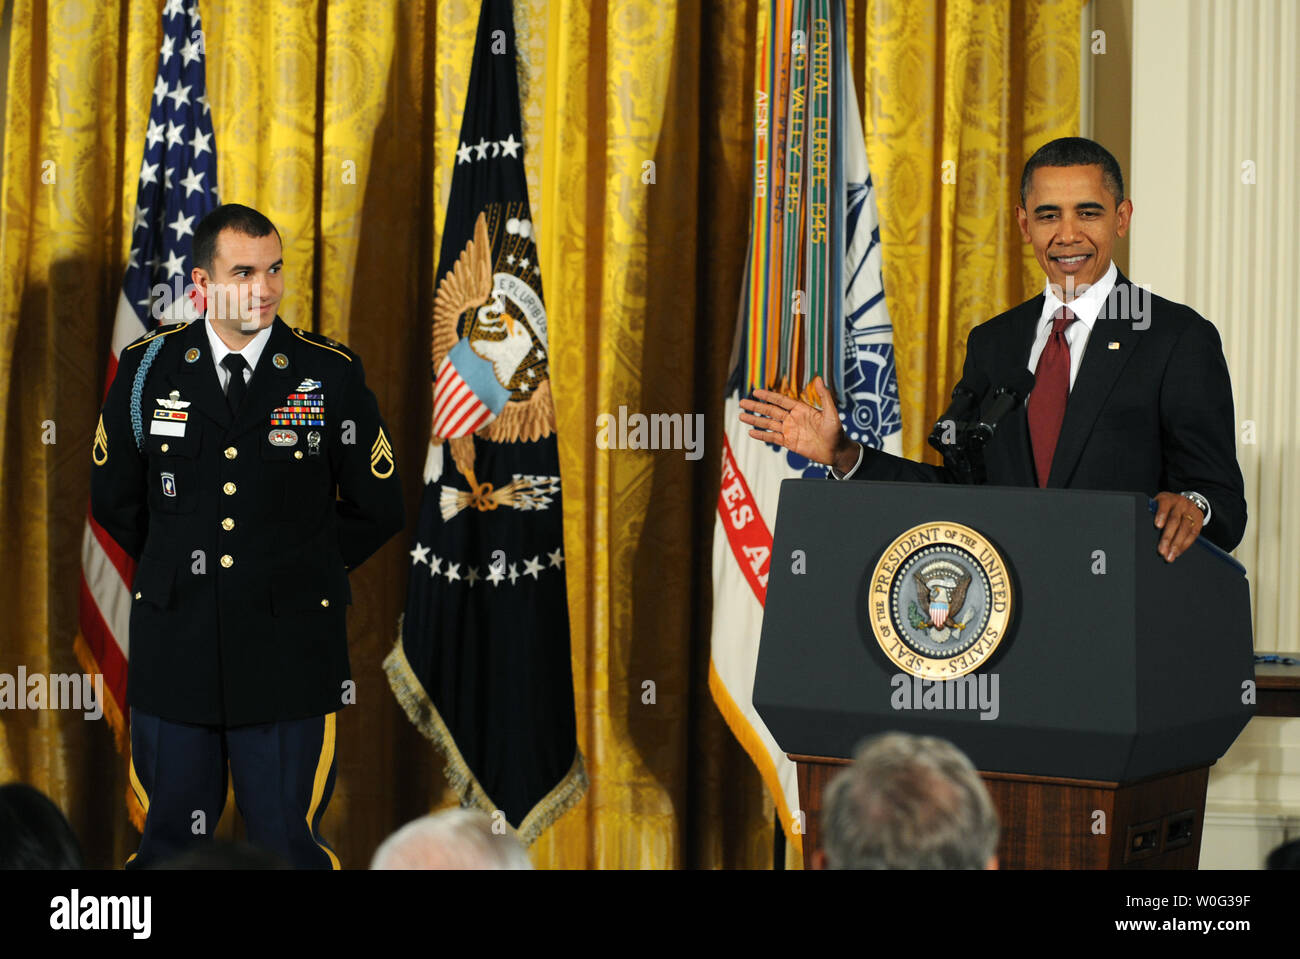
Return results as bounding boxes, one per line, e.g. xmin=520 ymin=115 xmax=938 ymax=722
xmin=151 ymin=409 xmax=188 ymax=436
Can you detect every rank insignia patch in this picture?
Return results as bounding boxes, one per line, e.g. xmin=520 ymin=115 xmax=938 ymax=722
xmin=371 ymin=426 xmax=394 ymax=478
xmin=161 ymin=472 xmax=177 ymax=497
xmin=93 ymin=415 xmax=109 ymax=465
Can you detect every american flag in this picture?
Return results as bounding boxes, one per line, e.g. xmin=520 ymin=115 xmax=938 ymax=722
xmin=77 ymin=0 xmax=218 ymax=807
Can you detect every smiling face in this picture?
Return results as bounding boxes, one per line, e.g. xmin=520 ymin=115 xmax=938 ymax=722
xmin=191 ymin=229 xmax=284 ymax=339
xmin=1016 ymin=164 xmax=1132 ymax=300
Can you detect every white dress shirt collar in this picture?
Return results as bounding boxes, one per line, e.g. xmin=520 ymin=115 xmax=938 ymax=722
xmin=205 ymin=317 xmax=274 ymax=385
xmin=1039 ymin=260 xmax=1118 ymax=332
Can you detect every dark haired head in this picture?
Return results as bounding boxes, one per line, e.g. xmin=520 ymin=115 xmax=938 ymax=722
xmin=151 ymin=839 xmax=290 ymax=870
xmin=1267 ymin=837 xmax=1300 ymax=870
xmin=0 ymin=783 xmax=84 ymax=869
xmin=192 ymin=204 xmax=282 ymax=273
xmin=1020 ymin=137 xmax=1125 ymax=208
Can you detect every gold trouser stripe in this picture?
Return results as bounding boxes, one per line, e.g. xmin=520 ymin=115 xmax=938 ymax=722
xmin=307 ymin=713 xmax=340 ymax=870
xmin=125 ymin=750 xmax=150 ymax=867
xmin=128 ymin=751 xmax=150 ymax=815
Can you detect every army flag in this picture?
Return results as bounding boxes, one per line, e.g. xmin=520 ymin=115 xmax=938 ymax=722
xmin=76 ymin=0 xmax=218 ymax=827
xmin=385 ymin=0 xmax=587 ymax=844
xmin=709 ymin=0 xmax=902 ymax=857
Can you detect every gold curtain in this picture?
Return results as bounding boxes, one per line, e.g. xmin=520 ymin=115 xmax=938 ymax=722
xmin=0 ymin=0 xmax=1080 ymax=869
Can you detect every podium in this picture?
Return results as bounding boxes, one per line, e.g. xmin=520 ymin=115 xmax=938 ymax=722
xmin=753 ymin=480 xmax=1255 ymax=869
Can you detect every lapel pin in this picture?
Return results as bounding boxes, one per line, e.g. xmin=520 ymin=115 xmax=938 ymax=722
xmin=1107 ymin=341 xmax=1120 ymax=350
xmin=272 ymin=353 xmax=289 ymax=370
xmin=185 ymin=347 xmax=201 ymax=363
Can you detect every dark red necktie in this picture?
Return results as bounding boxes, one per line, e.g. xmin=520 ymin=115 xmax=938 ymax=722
xmin=1027 ymin=306 xmax=1076 ymax=487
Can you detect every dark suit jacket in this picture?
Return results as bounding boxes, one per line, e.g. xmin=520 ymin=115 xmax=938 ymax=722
xmin=91 ymin=317 xmax=405 ymax=726
xmin=849 ymin=271 xmax=1246 ymax=552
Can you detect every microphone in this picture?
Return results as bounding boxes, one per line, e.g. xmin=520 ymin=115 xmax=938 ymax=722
xmin=970 ymin=368 xmax=1036 ymax=447
xmin=928 ymin=371 xmax=990 ymax=455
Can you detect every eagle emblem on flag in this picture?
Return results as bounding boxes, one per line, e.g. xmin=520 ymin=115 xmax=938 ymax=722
xmin=429 ymin=205 xmax=555 ymax=514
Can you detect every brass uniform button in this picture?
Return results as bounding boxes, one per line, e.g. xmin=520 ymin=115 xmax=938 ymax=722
xmin=221 ymin=517 xmax=234 ymax=531
xmin=220 ymin=554 xmax=233 ymax=568
xmin=224 ymin=446 xmax=238 ymax=460
xmin=223 ymin=482 xmax=236 ymax=495
xmin=320 ymin=599 xmax=330 ymax=608
xmin=134 ymin=592 xmax=142 ymax=600
xmin=160 ymin=443 xmax=169 ymax=452
xmin=294 ymin=451 xmax=303 ymax=460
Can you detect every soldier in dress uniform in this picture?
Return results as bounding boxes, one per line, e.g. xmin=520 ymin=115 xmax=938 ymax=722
xmin=91 ymin=204 xmax=404 ymax=868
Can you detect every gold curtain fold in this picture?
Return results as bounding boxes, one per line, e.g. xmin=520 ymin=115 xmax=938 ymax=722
xmin=1 ymin=0 xmax=1081 ymax=869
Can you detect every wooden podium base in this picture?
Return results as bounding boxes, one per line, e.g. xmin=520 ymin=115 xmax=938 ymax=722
xmin=792 ymin=755 xmax=1210 ymax=869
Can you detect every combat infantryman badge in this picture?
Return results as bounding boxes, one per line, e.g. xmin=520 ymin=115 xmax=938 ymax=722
xmin=868 ymin=521 xmax=1014 ymax=680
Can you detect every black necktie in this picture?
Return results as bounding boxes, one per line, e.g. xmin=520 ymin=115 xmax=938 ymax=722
xmin=222 ymin=353 xmax=248 ymax=415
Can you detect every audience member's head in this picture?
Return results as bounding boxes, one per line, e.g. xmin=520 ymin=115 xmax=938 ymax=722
xmin=0 ymin=783 xmax=85 ymax=869
xmin=371 ymin=808 xmax=532 ymax=870
xmin=152 ymin=840 xmax=290 ymax=869
xmin=817 ymin=732 xmax=999 ymax=870
xmin=1266 ymin=837 xmax=1300 ymax=870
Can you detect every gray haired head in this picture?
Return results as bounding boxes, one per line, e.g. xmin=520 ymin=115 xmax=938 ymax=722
xmin=821 ymin=732 xmax=999 ymax=869
xmin=370 ymin=808 xmax=533 ymax=870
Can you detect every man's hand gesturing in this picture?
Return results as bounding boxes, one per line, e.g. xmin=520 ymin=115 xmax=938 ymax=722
xmin=738 ymin=375 xmax=859 ymax=473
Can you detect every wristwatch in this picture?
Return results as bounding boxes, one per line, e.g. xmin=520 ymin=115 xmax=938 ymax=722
xmin=1180 ymin=490 xmax=1211 ymax=522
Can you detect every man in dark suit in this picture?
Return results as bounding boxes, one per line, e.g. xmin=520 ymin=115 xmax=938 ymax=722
xmin=740 ymin=138 xmax=1246 ymax=558
xmin=91 ymin=204 xmax=404 ymax=868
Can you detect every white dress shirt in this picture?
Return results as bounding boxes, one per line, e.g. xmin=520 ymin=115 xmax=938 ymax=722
xmin=1026 ymin=259 xmax=1118 ymax=392
xmin=205 ymin=318 xmax=273 ymax=392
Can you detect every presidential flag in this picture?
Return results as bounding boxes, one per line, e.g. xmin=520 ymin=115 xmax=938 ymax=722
xmin=385 ymin=0 xmax=587 ymax=844
xmin=77 ymin=0 xmax=218 ymax=828
xmin=710 ymin=0 xmax=901 ymax=859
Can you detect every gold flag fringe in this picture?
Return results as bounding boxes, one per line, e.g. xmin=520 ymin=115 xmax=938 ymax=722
xmin=384 ymin=617 xmax=588 ymax=847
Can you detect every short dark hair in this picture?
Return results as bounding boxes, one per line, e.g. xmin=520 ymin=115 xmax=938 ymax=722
xmin=191 ymin=203 xmax=282 ymax=272
xmin=1020 ymin=137 xmax=1125 ymax=207
xmin=0 ymin=783 xmax=84 ymax=869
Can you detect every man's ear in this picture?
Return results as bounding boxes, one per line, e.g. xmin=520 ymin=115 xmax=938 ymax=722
xmin=1015 ymin=206 xmax=1031 ymax=243
xmin=189 ymin=267 xmax=211 ymax=319
xmin=1115 ymin=198 xmax=1133 ymax=238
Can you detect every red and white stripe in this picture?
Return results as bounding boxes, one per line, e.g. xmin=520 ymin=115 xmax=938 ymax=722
xmin=432 ymin=356 xmax=496 ymax=439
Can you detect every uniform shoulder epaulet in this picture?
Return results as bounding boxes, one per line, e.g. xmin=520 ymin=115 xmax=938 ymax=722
xmin=124 ymin=321 xmax=193 ymax=351
xmin=291 ymin=327 xmax=354 ymax=362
